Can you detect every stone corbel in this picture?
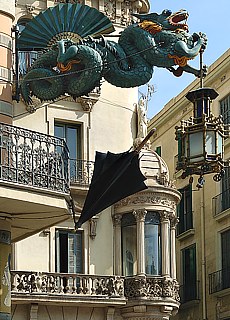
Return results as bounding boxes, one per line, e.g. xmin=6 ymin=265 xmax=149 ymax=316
xmin=77 ymin=97 xmax=97 ymax=112
xmin=89 ymin=218 xmax=98 ymax=239
xmin=25 ymin=5 xmax=35 ymax=14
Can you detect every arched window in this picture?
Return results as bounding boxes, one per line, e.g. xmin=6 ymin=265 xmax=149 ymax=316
xmin=145 ymin=211 xmax=161 ymax=275
xmin=121 ymin=213 xmax=137 ymax=276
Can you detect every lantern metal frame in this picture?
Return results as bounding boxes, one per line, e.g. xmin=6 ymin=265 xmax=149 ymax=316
xmin=175 ymin=88 xmax=229 ymax=182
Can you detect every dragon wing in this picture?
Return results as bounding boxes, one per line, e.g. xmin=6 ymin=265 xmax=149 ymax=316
xmin=17 ymin=3 xmax=115 ymax=51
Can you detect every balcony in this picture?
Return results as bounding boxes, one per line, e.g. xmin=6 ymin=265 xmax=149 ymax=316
xmin=179 ymin=281 xmax=200 ymax=304
xmin=11 ymin=271 xmax=126 ymax=306
xmin=0 ymin=122 xmax=69 ymax=193
xmin=11 ymin=272 xmax=181 ymax=307
xmin=70 ymin=159 xmax=94 ymax=187
xmin=0 ymin=122 xmax=71 ymax=241
xmin=212 ymin=189 xmax=230 ymax=217
xmin=209 ymin=268 xmax=230 ymax=294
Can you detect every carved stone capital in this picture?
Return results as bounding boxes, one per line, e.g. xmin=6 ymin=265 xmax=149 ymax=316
xmin=133 ymin=209 xmax=147 ymax=222
xmin=171 ymin=217 xmax=179 ymax=228
xmin=112 ymin=214 xmax=122 ymax=227
xmin=159 ymin=211 xmax=170 ymax=223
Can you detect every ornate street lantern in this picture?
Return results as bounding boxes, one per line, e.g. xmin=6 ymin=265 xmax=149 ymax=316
xmin=175 ymin=87 xmax=229 ymax=182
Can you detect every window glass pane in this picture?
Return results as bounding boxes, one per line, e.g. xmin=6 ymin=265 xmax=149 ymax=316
xmin=121 ymin=213 xmax=137 ymax=276
xmin=145 ymin=224 xmax=161 ymax=275
xmin=182 ymin=245 xmax=197 ymax=302
xmin=145 ymin=212 xmax=161 ymax=275
xmin=189 ymin=132 xmax=204 ymax=162
xmin=220 ymin=95 xmax=230 ymax=125
xmin=178 ymin=185 xmax=193 ymax=234
xmin=54 ymin=124 xmax=64 ymax=140
xmin=206 ymin=131 xmax=216 ymax=154
xmin=66 ymin=127 xmax=77 ymax=159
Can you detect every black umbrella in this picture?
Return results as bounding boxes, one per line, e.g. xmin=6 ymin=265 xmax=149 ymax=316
xmin=75 ymin=129 xmax=155 ymax=228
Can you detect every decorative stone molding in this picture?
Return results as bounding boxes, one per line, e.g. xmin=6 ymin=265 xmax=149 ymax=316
xmin=133 ymin=209 xmax=147 ymax=222
xmin=124 ymin=276 xmax=180 ymax=302
xmin=114 ymin=192 xmax=178 ymax=211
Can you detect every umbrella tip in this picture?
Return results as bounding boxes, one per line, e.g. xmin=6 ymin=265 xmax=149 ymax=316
xmin=75 ymin=220 xmax=82 ymax=230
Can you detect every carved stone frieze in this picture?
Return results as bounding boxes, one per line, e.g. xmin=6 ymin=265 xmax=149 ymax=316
xmin=124 ymin=276 xmax=180 ymax=302
xmin=114 ymin=192 xmax=177 ymax=211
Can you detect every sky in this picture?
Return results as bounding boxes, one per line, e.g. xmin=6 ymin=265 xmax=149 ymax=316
xmin=141 ymin=0 xmax=230 ymax=118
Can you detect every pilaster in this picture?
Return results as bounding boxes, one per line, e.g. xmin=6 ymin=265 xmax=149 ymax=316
xmin=113 ymin=214 xmax=122 ymax=275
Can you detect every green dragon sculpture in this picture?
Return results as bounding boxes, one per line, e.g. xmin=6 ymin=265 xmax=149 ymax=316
xmin=18 ymin=4 xmax=207 ymax=104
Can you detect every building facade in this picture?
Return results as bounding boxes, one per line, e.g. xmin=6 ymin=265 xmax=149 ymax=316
xmin=0 ymin=1 xmax=183 ymax=320
xmin=149 ymin=49 xmax=230 ymax=320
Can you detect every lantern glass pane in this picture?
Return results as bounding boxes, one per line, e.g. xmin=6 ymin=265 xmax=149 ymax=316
xmin=189 ymin=132 xmax=204 ymax=162
xmin=218 ymin=133 xmax=223 ymax=155
xmin=206 ymin=131 xmax=216 ymax=154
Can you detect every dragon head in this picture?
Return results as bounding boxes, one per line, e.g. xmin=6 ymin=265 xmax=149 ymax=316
xmin=132 ymin=9 xmax=189 ymax=31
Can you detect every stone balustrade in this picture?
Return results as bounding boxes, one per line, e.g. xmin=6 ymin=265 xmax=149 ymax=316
xmin=11 ymin=271 xmax=124 ymax=298
xmin=124 ymin=276 xmax=180 ymax=301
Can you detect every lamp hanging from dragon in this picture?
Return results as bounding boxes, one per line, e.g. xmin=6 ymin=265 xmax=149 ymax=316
xmin=17 ymin=3 xmax=207 ymax=104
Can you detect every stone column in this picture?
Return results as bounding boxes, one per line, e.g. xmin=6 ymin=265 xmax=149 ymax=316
xmin=113 ymin=214 xmax=122 ymax=275
xmin=170 ymin=217 xmax=179 ymax=279
xmin=161 ymin=211 xmax=170 ymax=277
xmin=133 ymin=209 xmax=146 ymax=276
xmin=0 ymin=0 xmax=15 ymax=124
xmin=0 ymin=216 xmax=12 ymax=320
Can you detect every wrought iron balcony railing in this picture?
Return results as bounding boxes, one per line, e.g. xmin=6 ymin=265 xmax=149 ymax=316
xmin=209 ymin=268 xmax=230 ymax=294
xmin=179 ymin=281 xmax=200 ymax=303
xmin=0 ymin=122 xmax=69 ymax=193
xmin=212 ymin=189 xmax=230 ymax=216
xmin=11 ymin=271 xmax=124 ymax=298
xmin=70 ymin=159 xmax=94 ymax=186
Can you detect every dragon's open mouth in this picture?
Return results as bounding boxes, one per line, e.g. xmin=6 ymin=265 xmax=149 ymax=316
xmin=168 ymin=10 xmax=189 ymax=30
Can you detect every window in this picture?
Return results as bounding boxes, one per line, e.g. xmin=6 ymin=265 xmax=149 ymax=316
xmin=54 ymin=123 xmax=81 ymax=159
xmin=177 ymin=184 xmax=193 ymax=234
xmin=220 ymin=94 xmax=230 ymax=125
xmin=155 ymin=146 xmax=161 ymax=156
xmin=55 ymin=123 xmax=82 ymax=179
xmin=121 ymin=213 xmax=137 ymax=276
xmin=181 ymin=244 xmax=197 ymax=302
xmin=221 ymin=166 xmax=230 ymax=211
xmin=145 ymin=212 xmax=161 ymax=275
xmin=56 ymin=229 xmax=83 ymax=273
xmin=221 ymin=229 xmax=230 ymax=290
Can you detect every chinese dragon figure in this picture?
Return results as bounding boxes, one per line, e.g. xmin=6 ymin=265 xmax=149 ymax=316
xmin=18 ymin=3 xmax=207 ymax=104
